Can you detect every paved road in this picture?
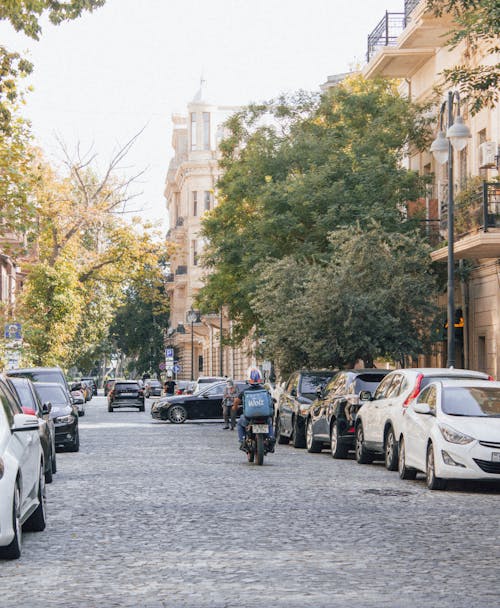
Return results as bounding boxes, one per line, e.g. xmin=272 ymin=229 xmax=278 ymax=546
xmin=2 ymin=395 xmax=499 ymax=608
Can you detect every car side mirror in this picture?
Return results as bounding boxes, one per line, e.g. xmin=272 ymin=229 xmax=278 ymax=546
xmin=359 ymin=390 xmax=372 ymax=402
xmin=42 ymin=402 xmax=52 ymax=415
xmin=413 ymin=402 xmax=433 ymax=415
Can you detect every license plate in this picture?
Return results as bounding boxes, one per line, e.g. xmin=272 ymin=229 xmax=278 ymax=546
xmin=252 ymin=424 xmax=268 ymax=433
xmin=120 ymin=392 xmax=135 ymax=397
xmin=492 ymin=452 xmax=500 ymax=462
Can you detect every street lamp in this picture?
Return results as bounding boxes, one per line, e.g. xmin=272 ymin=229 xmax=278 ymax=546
xmin=186 ymin=308 xmax=199 ymax=381
xmin=430 ymin=90 xmax=471 ymax=368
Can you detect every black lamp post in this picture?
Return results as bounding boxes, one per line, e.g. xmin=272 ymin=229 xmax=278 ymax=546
xmin=430 ymin=90 xmax=471 ymax=368
xmin=186 ymin=308 xmax=199 ymax=381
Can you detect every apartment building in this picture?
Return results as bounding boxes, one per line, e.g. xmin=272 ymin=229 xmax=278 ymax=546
xmin=363 ymin=0 xmax=500 ymax=376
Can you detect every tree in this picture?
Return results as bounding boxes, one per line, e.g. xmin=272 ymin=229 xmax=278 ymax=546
xmin=427 ymin=0 xmax=500 ymax=114
xmin=199 ymin=76 xmax=430 ymax=340
xmin=251 ymin=224 xmax=438 ymax=374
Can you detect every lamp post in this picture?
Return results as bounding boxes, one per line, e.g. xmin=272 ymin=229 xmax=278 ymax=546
xmin=186 ymin=308 xmax=199 ymax=381
xmin=430 ymin=90 xmax=471 ymax=368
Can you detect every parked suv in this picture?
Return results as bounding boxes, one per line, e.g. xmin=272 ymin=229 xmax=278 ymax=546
xmin=355 ymin=367 xmax=492 ymax=470
xmin=275 ymin=370 xmax=337 ymax=448
xmin=307 ymin=369 xmax=391 ymax=457
xmin=80 ymin=377 xmax=97 ymax=396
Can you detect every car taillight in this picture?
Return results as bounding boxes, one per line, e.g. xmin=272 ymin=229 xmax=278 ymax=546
xmin=403 ymin=373 xmax=424 ymax=408
xmin=488 ymin=375 xmax=494 ymax=381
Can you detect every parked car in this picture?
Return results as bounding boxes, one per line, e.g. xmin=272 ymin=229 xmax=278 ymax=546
xmin=0 ymin=374 xmax=46 ymax=560
xmin=108 ymin=380 xmax=145 ymax=412
xmin=151 ymin=381 xmax=249 ymax=423
xmin=70 ymin=382 xmax=86 ymax=410
xmin=175 ymin=380 xmax=195 ymax=395
xmin=33 ymin=382 xmax=80 ymax=452
xmin=275 ymin=370 xmax=337 ymax=448
xmin=80 ymin=380 xmax=92 ymax=402
xmin=144 ymin=379 xmax=163 ymax=398
xmin=306 ymin=369 xmax=392 ymax=457
xmin=399 ymin=379 xmax=500 ymax=490
xmin=7 ymin=366 xmax=79 ymax=413
xmin=7 ymin=376 xmax=57 ymax=484
xmin=81 ymin=377 xmax=97 ymax=396
xmin=104 ymin=378 xmax=125 ymax=396
xmin=354 ymin=368 xmax=493 ymax=470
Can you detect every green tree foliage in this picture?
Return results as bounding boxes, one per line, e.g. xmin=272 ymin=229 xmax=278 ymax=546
xmin=0 ymin=0 xmax=105 ymax=40
xmin=252 ymin=224 xmax=438 ymax=374
xmin=19 ymin=144 xmax=168 ymax=368
xmin=427 ymin=0 xmax=500 ymax=114
xmin=199 ymin=76 xmax=430 ymax=342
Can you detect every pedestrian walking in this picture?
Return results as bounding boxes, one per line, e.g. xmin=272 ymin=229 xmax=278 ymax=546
xmin=222 ymin=379 xmax=238 ymax=429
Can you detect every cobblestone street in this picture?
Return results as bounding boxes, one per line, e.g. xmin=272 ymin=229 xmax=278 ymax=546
xmin=2 ymin=395 xmax=499 ymax=608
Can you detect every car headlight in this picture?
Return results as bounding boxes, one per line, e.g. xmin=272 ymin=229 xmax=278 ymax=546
xmin=438 ymin=423 xmax=474 ymax=445
xmin=55 ymin=415 xmax=74 ymax=424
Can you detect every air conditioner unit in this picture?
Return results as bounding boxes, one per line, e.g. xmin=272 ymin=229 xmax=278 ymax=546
xmin=479 ymin=141 xmax=498 ymax=169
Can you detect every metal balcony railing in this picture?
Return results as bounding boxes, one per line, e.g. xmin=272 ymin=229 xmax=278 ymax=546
xmin=367 ymin=11 xmax=406 ymax=62
xmin=404 ymin=0 xmax=421 ymax=22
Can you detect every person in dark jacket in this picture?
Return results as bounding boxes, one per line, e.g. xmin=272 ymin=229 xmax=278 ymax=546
xmin=236 ymin=367 xmax=275 ymax=451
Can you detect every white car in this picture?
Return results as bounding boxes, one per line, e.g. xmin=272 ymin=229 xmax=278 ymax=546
xmin=0 ymin=375 xmax=47 ymax=560
xmin=398 ymin=379 xmax=500 ymax=490
xmin=355 ymin=368 xmax=491 ymax=470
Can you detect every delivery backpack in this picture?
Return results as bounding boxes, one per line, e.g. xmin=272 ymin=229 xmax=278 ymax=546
xmin=243 ymin=389 xmax=273 ymax=418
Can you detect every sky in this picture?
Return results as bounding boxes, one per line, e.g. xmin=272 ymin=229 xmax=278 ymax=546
xmin=0 ymin=0 xmax=404 ymax=230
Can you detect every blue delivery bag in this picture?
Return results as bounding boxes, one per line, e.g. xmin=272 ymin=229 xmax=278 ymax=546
xmin=242 ymin=389 xmax=273 ymax=418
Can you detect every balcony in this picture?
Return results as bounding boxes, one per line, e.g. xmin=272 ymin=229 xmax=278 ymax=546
xmin=364 ymin=0 xmax=453 ymax=78
xmin=431 ymin=182 xmax=500 ymax=261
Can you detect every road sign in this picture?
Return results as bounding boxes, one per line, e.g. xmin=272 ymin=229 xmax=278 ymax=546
xmin=4 ymin=323 xmax=22 ymax=340
xmin=173 ymin=364 xmax=180 ymax=374
xmin=159 ymin=362 xmax=166 ymax=370
xmin=165 ymin=348 xmax=174 ymax=359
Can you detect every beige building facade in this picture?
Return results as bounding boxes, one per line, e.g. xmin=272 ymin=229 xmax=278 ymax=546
xmin=164 ymin=82 xmax=256 ymax=381
xmin=363 ymin=0 xmax=500 ymax=376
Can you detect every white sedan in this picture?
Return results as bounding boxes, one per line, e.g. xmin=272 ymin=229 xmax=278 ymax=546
xmin=0 ymin=376 xmax=47 ymax=559
xmin=398 ymin=379 xmax=500 ymax=490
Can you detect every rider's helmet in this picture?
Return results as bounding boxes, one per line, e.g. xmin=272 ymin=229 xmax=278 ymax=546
xmin=247 ymin=367 xmax=263 ymax=384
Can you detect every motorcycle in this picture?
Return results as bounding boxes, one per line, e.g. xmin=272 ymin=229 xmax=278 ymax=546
xmin=241 ymin=416 xmax=274 ymax=465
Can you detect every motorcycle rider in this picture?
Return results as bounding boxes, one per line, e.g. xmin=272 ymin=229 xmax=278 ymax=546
xmin=236 ymin=367 xmax=275 ymax=452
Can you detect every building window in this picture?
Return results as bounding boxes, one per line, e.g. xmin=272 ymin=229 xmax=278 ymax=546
xmin=204 ymin=191 xmax=211 ymax=212
xmin=192 ymin=191 xmax=198 ymax=216
xmin=191 ymin=112 xmax=197 ymax=150
xmin=203 ymin=112 xmax=210 ymax=150
xmin=192 ymin=239 xmax=198 ymax=266
xmin=198 ymin=355 xmax=204 ymax=373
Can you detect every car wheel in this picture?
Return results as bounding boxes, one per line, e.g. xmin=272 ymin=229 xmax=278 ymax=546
xmin=426 ymin=443 xmax=447 ymax=490
xmin=275 ymin=416 xmax=289 ymax=445
xmin=384 ymin=426 xmax=398 ymax=471
xmin=44 ymin=457 xmax=53 ymax=484
xmin=306 ymin=418 xmax=322 ymax=453
xmin=355 ymin=423 xmax=373 ymax=464
xmin=398 ymin=437 xmax=417 ymax=480
xmin=139 ymin=405 xmax=145 ymax=412
xmin=0 ymin=482 xmax=22 ymax=559
xmin=330 ymin=421 xmax=349 ymax=459
xmin=51 ymin=450 xmax=57 ymax=474
xmin=290 ymin=417 xmax=306 ymax=449
xmin=168 ymin=405 xmax=187 ymax=424
xmin=78 ymin=409 xmax=85 ymax=417
xmin=24 ymin=463 xmax=47 ymax=532
xmin=66 ymin=428 xmax=80 ymax=453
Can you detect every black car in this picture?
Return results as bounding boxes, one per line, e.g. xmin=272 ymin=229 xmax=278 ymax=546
xmin=275 ymin=370 xmax=337 ymax=448
xmin=33 ymin=382 xmax=80 ymax=452
xmin=144 ymin=379 xmax=162 ymax=398
xmin=306 ymin=369 xmax=392 ymax=457
xmin=108 ymin=380 xmax=145 ymax=412
xmin=151 ymin=381 xmax=249 ymax=424
xmin=7 ymin=376 xmax=57 ymax=483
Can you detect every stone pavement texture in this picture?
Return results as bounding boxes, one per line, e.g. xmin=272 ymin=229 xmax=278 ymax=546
xmin=1 ymin=396 xmax=499 ymax=608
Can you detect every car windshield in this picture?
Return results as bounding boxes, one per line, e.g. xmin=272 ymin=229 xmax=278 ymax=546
xmin=36 ymin=385 xmax=68 ymax=405
xmin=442 ymin=386 xmax=500 ymax=417
xmin=352 ymin=374 xmax=389 ymax=393
xmin=301 ymin=374 xmax=335 ymax=397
